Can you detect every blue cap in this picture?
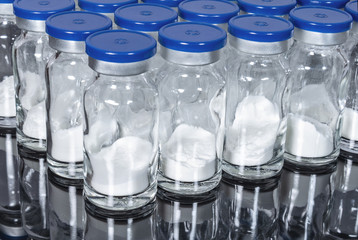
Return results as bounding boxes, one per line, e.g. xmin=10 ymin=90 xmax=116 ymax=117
xmin=158 ymin=22 xmax=226 ymax=52
xmin=114 ymin=4 xmax=177 ymax=32
xmin=86 ymin=30 xmax=156 ymax=63
xmin=237 ymin=0 xmax=296 ymax=16
xmin=345 ymin=1 xmax=358 ymax=22
xmin=0 ymin=0 xmax=13 ymax=3
xmin=297 ymin=0 xmax=349 ymax=9
xmin=289 ymin=6 xmax=353 ymax=33
xmin=178 ymin=0 xmax=239 ymax=24
xmin=13 ymin=0 xmax=75 ymax=20
xmin=79 ymin=0 xmax=137 ymax=13
xmin=46 ymin=11 xmax=112 ymax=41
xmin=229 ymin=15 xmax=293 ymax=42
xmin=142 ymin=0 xmax=183 ymax=8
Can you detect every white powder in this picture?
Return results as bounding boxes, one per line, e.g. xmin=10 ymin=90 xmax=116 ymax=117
xmin=161 ymin=124 xmax=216 ymax=182
xmin=224 ymin=96 xmax=280 ymax=166
xmin=20 ymin=71 xmax=45 ymax=111
xmin=90 ymin=136 xmax=152 ymax=196
xmin=341 ymin=108 xmax=358 ymax=141
xmin=51 ymin=125 xmax=83 ymax=163
xmin=285 ymin=115 xmax=333 ymax=158
xmin=23 ymin=101 xmax=46 ymax=140
xmin=0 ymin=75 xmax=16 ymax=117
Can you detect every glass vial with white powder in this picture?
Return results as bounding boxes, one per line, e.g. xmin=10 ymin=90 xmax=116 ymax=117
xmin=12 ymin=0 xmax=75 ymax=153
xmin=83 ymin=30 xmax=158 ymax=211
xmin=223 ymin=15 xmax=293 ymax=179
xmin=0 ymin=1 xmax=20 ymax=128
xmin=156 ymin=22 xmax=226 ymax=195
xmin=45 ymin=11 xmax=112 ymax=180
xmin=340 ymin=1 xmax=358 ymax=156
xmin=285 ymin=6 xmax=351 ymax=166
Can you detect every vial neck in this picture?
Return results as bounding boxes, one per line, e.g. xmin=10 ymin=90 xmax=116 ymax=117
xmin=89 ymin=57 xmax=150 ymax=76
xmin=161 ymin=47 xmax=221 ymax=66
xmin=49 ymin=36 xmax=86 ymax=54
xmin=16 ymin=17 xmax=46 ymax=32
xmin=0 ymin=4 xmax=14 ymax=15
xmin=293 ymin=28 xmax=348 ymax=46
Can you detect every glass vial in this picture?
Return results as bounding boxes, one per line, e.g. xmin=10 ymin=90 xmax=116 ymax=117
xmin=237 ymin=0 xmax=296 ymax=18
xmin=156 ymin=22 xmax=226 ymax=195
xmin=12 ymin=0 xmax=75 ymax=153
xmin=83 ymin=30 xmax=158 ymax=211
xmin=45 ymin=11 xmax=112 ymax=179
xmin=340 ymin=1 xmax=358 ymax=156
xmin=284 ymin=6 xmax=352 ymax=166
xmin=0 ymin=1 xmax=20 ymax=128
xmin=78 ymin=0 xmax=137 ymax=22
xmin=178 ymin=0 xmax=239 ymax=31
xmin=223 ymin=15 xmax=293 ymax=179
xmin=48 ymin=170 xmax=84 ymax=240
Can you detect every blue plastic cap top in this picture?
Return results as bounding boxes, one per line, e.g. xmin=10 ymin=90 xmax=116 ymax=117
xmin=289 ymin=6 xmax=353 ymax=33
xmin=79 ymin=0 xmax=137 ymax=13
xmin=345 ymin=1 xmax=358 ymax=22
xmin=142 ymin=0 xmax=183 ymax=8
xmin=237 ymin=0 xmax=296 ymax=16
xmin=46 ymin=11 xmax=112 ymax=41
xmin=158 ymin=22 xmax=226 ymax=52
xmin=178 ymin=0 xmax=239 ymax=24
xmin=13 ymin=0 xmax=75 ymax=20
xmin=86 ymin=30 xmax=157 ymax=63
xmin=297 ymin=0 xmax=349 ymax=9
xmin=114 ymin=4 xmax=177 ymax=32
xmin=0 ymin=0 xmax=13 ymax=3
xmin=229 ymin=15 xmax=293 ymax=42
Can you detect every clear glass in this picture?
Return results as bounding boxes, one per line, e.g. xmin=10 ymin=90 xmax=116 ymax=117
xmin=157 ymin=60 xmax=224 ymax=195
xmin=323 ymin=157 xmax=358 ymax=239
xmin=0 ymin=14 xmax=20 ymax=128
xmin=13 ymin=30 xmax=55 ymax=152
xmin=341 ymin=37 xmax=358 ymax=155
xmin=46 ymin=52 xmax=95 ymax=179
xmin=156 ymin=189 xmax=219 ymax=240
xmin=19 ymin=151 xmax=49 ymax=239
xmin=48 ymin=171 xmax=83 ymax=240
xmin=285 ymin=41 xmax=349 ymax=165
xmin=218 ymin=177 xmax=280 ymax=239
xmin=83 ymin=71 xmax=158 ymax=211
xmin=223 ymin=49 xmax=289 ymax=179
xmin=279 ymin=163 xmax=335 ymax=240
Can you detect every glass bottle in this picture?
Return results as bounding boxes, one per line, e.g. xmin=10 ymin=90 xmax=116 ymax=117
xmin=297 ymin=0 xmax=349 ymax=8
xmin=178 ymin=0 xmax=239 ymax=31
xmin=48 ymin=170 xmax=83 ymax=240
xmin=223 ymin=15 xmax=293 ymax=179
xmin=12 ymin=0 xmax=75 ymax=153
xmin=83 ymin=30 xmax=158 ymax=211
xmin=340 ymin=1 xmax=358 ymax=156
xmin=285 ymin=6 xmax=352 ymax=166
xmin=0 ymin=0 xmax=20 ymax=128
xmin=156 ymin=22 xmax=226 ymax=195
xmin=78 ymin=0 xmax=137 ymax=22
xmin=45 ymin=11 xmax=112 ymax=179
xmin=237 ymin=0 xmax=296 ymax=18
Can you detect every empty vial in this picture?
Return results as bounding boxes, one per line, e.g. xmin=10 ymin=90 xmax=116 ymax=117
xmin=12 ymin=0 xmax=75 ymax=153
xmin=340 ymin=1 xmax=358 ymax=156
xmin=237 ymin=0 xmax=296 ymax=18
xmin=83 ymin=30 xmax=158 ymax=211
xmin=223 ymin=15 xmax=293 ymax=179
xmin=45 ymin=11 xmax=112 ymax=179
xmin=284 ymin=6 xmax=352 ymax=166
xmin=297 ymin=0 xmax=349 ymax=9
xmin=157 ymin=22 xmax=226 ymax=195
xmin=178 ymin=0 xmax=239 ymax=31
xmin=78 ymin=0 xmax=137 ymax=22
xmin=0 ymin=0 xmax=20 ymax=128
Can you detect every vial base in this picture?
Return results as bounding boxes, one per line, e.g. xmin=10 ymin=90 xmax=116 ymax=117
xmin=84 ymin=182 xmax=157 ymax=212
xmin=157 ymin=170 xmax=221 ymax=195
xmin=47 ymin=156 xmax=83 ymax=180
xmin=222 ymin=155 xmax=283 ymax=180
xmin=0 ymin=117 xmax=16 ymax=129
xmin=284 ymin=148 xmax=339 ymax=167
xmin=340 ymin=137 xmax=358 ymax=157
xmin=16 ymin=130 xmax=46 ymax=153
